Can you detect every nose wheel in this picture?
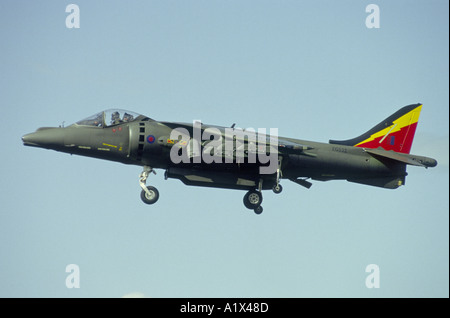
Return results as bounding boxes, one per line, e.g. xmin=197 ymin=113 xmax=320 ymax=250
xmin=139 ymin=166 xmax=159 ymax=205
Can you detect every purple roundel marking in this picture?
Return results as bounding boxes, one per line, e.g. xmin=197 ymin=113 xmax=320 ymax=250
xmin=147 ymin=135 xmax=155 ymax=144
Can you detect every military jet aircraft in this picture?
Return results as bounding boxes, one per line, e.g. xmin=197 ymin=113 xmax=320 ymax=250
xmin=22 ymin=103 xmax=437 ymax=214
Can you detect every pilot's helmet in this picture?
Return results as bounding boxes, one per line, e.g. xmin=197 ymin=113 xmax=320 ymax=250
xmin=123 ymin=113 xmax=133 ymax=122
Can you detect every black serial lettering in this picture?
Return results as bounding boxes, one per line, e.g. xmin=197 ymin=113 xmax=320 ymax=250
xmin=332 ymin=147 xmax=348 ymax=153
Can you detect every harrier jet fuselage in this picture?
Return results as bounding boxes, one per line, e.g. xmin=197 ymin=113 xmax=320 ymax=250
xmin=22 ymin=104 xmax=437 ymax=214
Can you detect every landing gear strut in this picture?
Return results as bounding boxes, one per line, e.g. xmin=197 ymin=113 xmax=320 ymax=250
xmin=243 ymin=178 xmax=264 ymax=214
xmin=243 ymin=157 xmax=284 ymax=214
xmin=272 ymin=156 xmax=283 ymax=194
xmin=139 ymin=166 xmax=159 ymax=205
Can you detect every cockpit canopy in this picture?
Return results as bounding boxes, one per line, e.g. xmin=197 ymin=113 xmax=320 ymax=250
xmin=73 ymin=109 xmax=147 ymax=127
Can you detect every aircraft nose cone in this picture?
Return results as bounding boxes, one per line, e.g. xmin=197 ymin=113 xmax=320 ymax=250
xmin=22 ymin=127 xmax=65 ymax=149
xmin=22 ymin=132 xmax=39 ymax=146
xmin=22 ymin=133 xmax=36 ymax=145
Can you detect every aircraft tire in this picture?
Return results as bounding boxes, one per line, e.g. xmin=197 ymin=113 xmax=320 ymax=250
xmin=272 ymin=184 xmax=283 ymax=194
xmin=243 ymin=190 xmax=263 ymax=209
xmin=254 ymin=206 xmax=263 ymax=214
xmin=243 ymin=195 xmax=253 ymax=209
xmin=140 ymin=186 xmax=159 ymax=205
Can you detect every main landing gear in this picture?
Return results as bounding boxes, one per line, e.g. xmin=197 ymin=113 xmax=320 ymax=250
xmin=243 ymin=182 xmax=283 ymax=215
xmin=139 ymin=166 xmax=159 ymax=205
xmin=243 ymin=189 xmax=264 ymax=214
xmin=243 ymin=157 xmax=283 ymax=214
xmin=243 ymin=186 xmax=283 ymax=215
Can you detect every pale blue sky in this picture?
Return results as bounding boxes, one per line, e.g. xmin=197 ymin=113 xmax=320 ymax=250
xmin=0 ymin=0 xmax=448 ymax=297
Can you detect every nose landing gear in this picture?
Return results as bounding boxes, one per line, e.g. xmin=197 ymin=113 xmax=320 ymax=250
xmin=139 ymin=166 xmax=159 ymax=205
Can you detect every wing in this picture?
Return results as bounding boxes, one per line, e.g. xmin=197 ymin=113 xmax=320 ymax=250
xmin=276 ymin=137 xmax=314 ymax=155
xmin=165 ymin=124 xmax=314 ymax=161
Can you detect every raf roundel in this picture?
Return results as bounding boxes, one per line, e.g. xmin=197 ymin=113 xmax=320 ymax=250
xmin=147 ymin=135 xmax=155 ymax=144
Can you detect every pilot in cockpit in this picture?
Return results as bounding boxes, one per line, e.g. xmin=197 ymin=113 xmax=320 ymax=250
xmin=111 ymin=111 xmax=122 ymax=125
xmin=123 ymin=113 xmax=134 ymax=122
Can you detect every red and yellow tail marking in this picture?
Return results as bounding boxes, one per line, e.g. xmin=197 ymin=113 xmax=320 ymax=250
xmin=355 ymin=104 xmax=422 ymax=154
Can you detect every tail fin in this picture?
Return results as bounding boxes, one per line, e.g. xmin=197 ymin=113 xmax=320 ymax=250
xmin=329 ymin=103 xmax=422 ymax=154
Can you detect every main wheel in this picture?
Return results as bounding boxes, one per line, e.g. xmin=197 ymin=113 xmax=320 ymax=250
xmin=140 ymin=186 xmax=159 ymax=205
xmin=254 ymin=206 xmax=263 ymax=215
xmin=243 ymin=190 xmax=263 ymax=209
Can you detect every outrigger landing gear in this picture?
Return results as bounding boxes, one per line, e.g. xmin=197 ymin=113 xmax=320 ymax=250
xmin=272 ymin=184 xmax=283 ymax=194
xmin=272 ymin=156 xmax=283 ymax=194
xmin=139 ymin=166 xmax=159 ymax=205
